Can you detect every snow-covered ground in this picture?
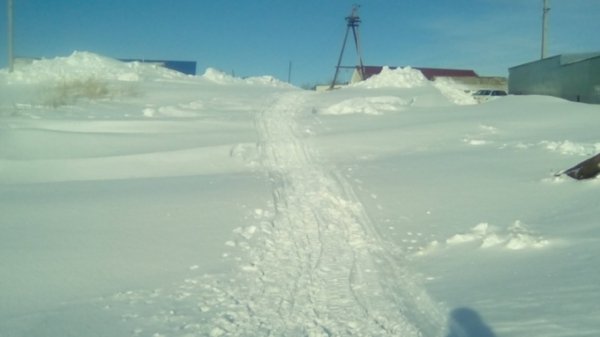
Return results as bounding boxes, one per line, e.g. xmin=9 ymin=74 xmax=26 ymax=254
xmin=1 ymin=53 xmax=599 ymax=337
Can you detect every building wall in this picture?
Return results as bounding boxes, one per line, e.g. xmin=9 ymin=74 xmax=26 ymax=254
xmin=509 ymin=55 xmax=600 ymax=104
xmin=592 ymin=61 xmax=600 ymax=104
xmin=508 ymin=56 xmax=560 ymax=96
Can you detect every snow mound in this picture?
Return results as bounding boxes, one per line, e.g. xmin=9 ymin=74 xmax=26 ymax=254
xmin=244 ymin=75 xmax=294 ymax=88
xmin=1 ymin=51 xmax=184 ymax=84
xmin=350 ymin=66 xmax=428 ymax=89
xmin=541 ymin=140 xmax=600 ymax=156
xmin=201 ymin=68 xmax=293 ymax=88
xmin=322 ymin=96 xmax=412 ymax=115
xmin=418 ymin=221 xmax=550 ymax=255
xmin=0 ymin=52 xmax=190 ymax=107
xmin=347 ymin=67 xmax=475 ymax=105
xmin=201 ymin=68 xmax=237 ymax=84
xmin=432 ymin=78 xmax=477 ymax=105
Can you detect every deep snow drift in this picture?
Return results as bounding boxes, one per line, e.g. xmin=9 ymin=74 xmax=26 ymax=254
xmin=1 ymin=53 xmax=599 ymax=337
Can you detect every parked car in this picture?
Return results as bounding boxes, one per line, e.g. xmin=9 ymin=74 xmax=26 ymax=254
xmin=473 ymin=89 xmax=507 ymax=103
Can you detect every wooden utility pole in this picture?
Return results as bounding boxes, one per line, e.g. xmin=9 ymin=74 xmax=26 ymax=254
xmin=541 ymin=0 xmax=550 ymax=59
xmin=7 ymin=0 xmax=14 ymax=72
xmin=330 ymin=5 xmax=365 ymax=90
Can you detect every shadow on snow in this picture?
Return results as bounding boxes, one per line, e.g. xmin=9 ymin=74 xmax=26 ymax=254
xmin=446 ymin=307 xmax=497 ymax=337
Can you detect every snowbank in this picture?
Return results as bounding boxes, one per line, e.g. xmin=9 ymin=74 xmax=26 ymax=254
xmin=432 ymin=77 xmax=477 ymax=105
xmin=350 ymin=66 xmax=428 ymax=89
xmin=346 ymin=66 xmax=476 ymax=106
xmin=321 ymin=96 xmax=413 ymax=115
xmin=0 ymin=52 xmax=191 ymax=108
xmin=1 ymin=51 xmax=185 ymax=84
xmin=201 ymin=68 xmax=238 ymax=84
xmin=201 ymin=67 xmax=293 ymax=88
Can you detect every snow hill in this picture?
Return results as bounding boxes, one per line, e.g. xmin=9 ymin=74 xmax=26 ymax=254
xmin=1 ymin=52 xmax=599 ymax=337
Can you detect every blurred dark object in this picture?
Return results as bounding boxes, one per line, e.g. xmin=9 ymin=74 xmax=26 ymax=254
xmin=562 ymin=153 xmax=600 ymax=180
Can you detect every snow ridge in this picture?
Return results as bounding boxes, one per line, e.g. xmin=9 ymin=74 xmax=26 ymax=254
xmin=206 ymin=91 xmax=446 ymax=336
xmin=1 ymin=51 xmax=184 ymax=84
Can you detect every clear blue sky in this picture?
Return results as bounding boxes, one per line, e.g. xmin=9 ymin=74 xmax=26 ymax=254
xmin=1 ymin=0 xmax=599 ymax=85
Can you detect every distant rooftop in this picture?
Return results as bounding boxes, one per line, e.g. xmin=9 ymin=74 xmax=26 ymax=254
xmin=510 ymin=52 xmax=600 ymax=69
xmin=559 ymin=52 xmax=600 ymax=66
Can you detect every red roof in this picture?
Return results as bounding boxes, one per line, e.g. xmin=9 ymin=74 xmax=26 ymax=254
xmin=359 ymin=66 xmax=478 ymax=81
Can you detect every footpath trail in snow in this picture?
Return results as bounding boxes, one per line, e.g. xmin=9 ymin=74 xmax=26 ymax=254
xmin=216 ymin=91 xmax=446 ymax=336
xmin=104 ymin=90 xmax=446 ymax=337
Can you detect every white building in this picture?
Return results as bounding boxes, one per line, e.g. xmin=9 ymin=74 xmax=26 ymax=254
xmin=508 ymin=53 xmax=600 ymax=104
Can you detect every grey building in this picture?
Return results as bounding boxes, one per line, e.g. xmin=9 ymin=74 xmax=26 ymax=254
xmin=508 ymin=53 xmax=600 ymax=104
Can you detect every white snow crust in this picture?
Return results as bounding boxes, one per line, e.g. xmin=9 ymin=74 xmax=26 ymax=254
xmin=1 ymin=52 xmax=600 ymax=337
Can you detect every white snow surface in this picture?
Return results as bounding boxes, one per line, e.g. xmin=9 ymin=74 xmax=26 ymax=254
xmin=1 ymin=53 xmax=600 ymax=337
xmin=3 ymin=51 xmax=186 ymax=84
xmin=350 ymin=66 xmax=428 ymax=89
xmin=202 ymin=67 xmax=294 ymax=88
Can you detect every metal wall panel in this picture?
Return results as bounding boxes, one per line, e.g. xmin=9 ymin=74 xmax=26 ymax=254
xmin=509 ymin=55 xmax=600 ymax=104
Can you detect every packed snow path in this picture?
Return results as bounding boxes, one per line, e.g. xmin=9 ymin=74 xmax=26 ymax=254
xmin=102 ymin=90 xmax=447 ymax=337
xmin=220 ymin=91 xmax=446 ymax=336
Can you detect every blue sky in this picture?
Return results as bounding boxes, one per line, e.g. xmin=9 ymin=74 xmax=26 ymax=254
xmin=1 ymin=0 xmax=599 ymax=85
